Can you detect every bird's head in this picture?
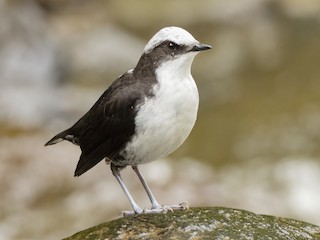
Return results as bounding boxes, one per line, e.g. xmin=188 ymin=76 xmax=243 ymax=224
xmin=144 ymin=26 xmax=211 ymax=55
xmin=138 ymin=26 xmax=211 ymax=74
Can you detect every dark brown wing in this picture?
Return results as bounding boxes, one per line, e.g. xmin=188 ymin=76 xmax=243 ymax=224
xmin=71 ymin=73 xmax=147 ymax=176
xmin=45 ymin=52 xmax=158 ymax=176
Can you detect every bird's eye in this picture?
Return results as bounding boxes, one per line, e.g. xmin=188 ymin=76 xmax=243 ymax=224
xmin=168 ymin=42 xmax=177 ymax=50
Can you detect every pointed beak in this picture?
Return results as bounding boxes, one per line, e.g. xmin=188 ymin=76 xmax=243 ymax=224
xmin=191 ymin=43 xmax=212 ymax=52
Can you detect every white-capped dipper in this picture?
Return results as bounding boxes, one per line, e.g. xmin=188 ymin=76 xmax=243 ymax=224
xmin=45 ymin=26 xmax=211 ymax=215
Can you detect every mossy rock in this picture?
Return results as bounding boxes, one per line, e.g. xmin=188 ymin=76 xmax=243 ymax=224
xmin=64 ymin=207 xmax=320 ymax=240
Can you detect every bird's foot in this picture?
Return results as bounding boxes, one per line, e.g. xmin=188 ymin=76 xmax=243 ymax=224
xmin=121 ymin=201 xmax=189 ymax=216
xmin=121 ymin=206 xmax=144 ymax=216
xmin=149 ymin=204 xmax=174 ymax=213
xmin=167 ymin=201 xmax=190 ymax=210
xmin=149 ymin=201 xmax=189 ymax=212
xmin=121 ymin=206 xmax=171 ymax=216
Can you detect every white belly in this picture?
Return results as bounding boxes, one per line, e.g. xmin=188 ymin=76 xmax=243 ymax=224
xmin=120 ymin=58 xmax=199 ymax=165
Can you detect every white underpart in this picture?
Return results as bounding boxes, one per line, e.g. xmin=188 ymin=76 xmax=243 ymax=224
xmin=144 ymin=26 xmax=198 ymax=53
xmin=120 ymin=52 xmax=199 ymax=165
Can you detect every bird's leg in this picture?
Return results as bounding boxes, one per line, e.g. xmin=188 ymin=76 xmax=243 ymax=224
xmin=132 ymin=165 xmax=190 ymax=213
xmin=132 ymin=165 xmax=162 ymax=210
xmin=110 ymin=163 xmax=143 ymax=215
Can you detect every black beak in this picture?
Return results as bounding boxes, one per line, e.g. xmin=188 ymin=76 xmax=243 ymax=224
xmin=191 ymin=43 xmax=212 ymax=52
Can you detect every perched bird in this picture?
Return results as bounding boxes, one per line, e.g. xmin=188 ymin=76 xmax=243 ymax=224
xmin=45 ymin=26 xmax=211 ymax=215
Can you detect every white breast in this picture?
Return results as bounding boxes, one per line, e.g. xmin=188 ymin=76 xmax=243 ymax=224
xmin=120 ymin=53 xmax=199 ymax=165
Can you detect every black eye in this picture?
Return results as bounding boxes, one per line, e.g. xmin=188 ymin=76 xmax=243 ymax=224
xmin=168 ymin=41 xmax=178 ymax=50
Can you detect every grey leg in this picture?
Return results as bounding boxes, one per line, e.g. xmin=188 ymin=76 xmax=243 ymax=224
xmin=111 ymin=164 xmax=143 ymax=215
xmin=132 ymin=165 xmax=161 ymax=209
xmin=132 ymin=165 xmax=190 ymax=213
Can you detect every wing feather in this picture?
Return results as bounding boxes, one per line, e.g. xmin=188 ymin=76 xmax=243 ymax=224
xmin=72 ymin=73 xmax=147 ymax=176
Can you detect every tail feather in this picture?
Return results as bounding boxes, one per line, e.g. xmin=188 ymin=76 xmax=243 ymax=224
xmin=74 ymin=142 xmax=107 ymax=176
xmin=44 ymin=129 xmax=74 ymax=146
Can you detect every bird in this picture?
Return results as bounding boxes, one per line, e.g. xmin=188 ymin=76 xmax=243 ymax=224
xmin=45 ymin=26 xmax=211 ymax=215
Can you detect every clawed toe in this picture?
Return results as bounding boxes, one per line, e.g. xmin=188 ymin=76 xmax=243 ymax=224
xmin=144 ymin=207 xmax=169 ymax=214
xmin=121 ymin=201 xmax=189 ymax=216
xmin=170 ymin=201 xmax=189 ymax=210
xmin=122 ymin=210 xmax=142 ymax=216
xmin=161 ymin=205 xmax=174 ymax=212
xmin=122 ymin=207 xmax=144 ymax=216
xmin=121 ymin=208 xmax=166 ymax=216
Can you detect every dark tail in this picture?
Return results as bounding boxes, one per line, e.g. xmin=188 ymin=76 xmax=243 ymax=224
xmin=74 ymin=142 xmax=107 ymax=176
xmin=44 ymin=129 xmax=73 ymax=146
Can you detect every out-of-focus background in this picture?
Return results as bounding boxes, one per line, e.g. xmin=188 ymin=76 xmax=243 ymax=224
xmin=1 ymin=0 xmax=320 ymax=239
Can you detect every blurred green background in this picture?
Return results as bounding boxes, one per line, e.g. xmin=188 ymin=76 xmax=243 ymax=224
xmin=1 ymin=0 xmax=320 ymax=239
